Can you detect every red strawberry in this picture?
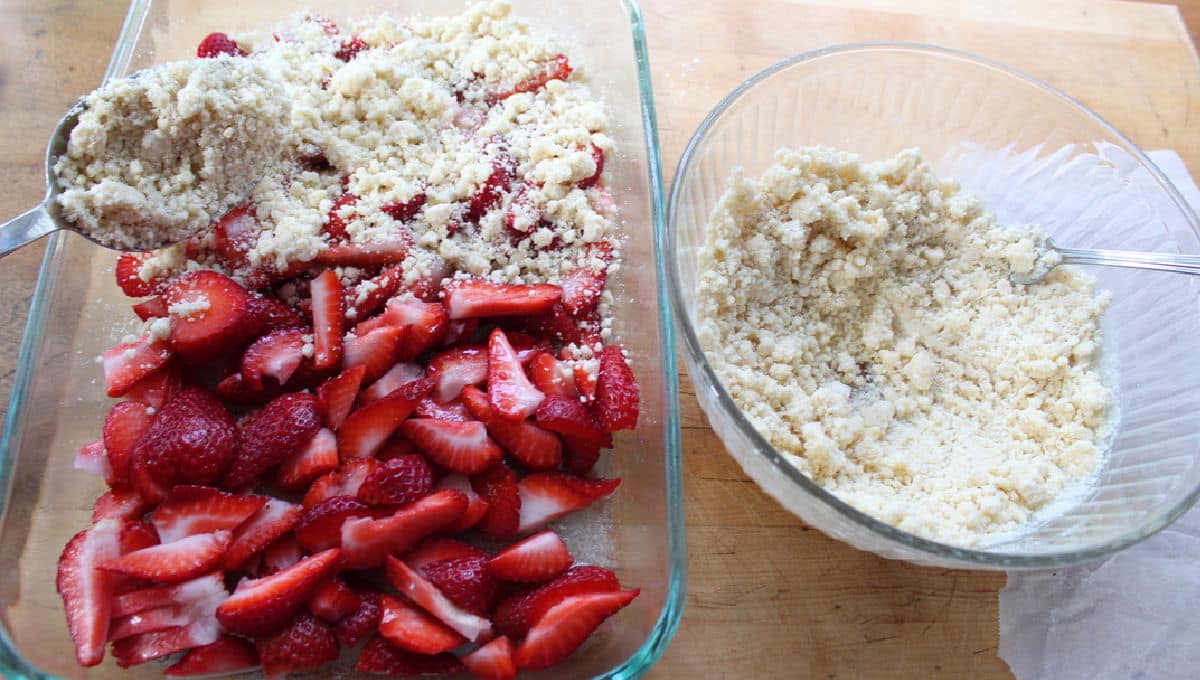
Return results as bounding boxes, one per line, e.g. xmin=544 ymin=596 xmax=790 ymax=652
xmin=247 ymin=293 xmax=306 ymax=333
xmin=93 ymin=489 xmax=149 ymax=523
xmin=335 ymin=589 xmax=381 ymax=647
xmin=239 ymin=328 xmax=307 ymax=389
xmin=73 ymin=439 xmax=112 ymax=484
xmin=492 ymin=565 xmax=620 ymax=641
xmin=110 ymin=572 xmax=227 ymax=619
xmin=196 ymin=32 xmax=245 ymax=58
xmin=112 ymin=620 xmax=224 ymax=668
xmin=577 ymin=143 xmax=606 ymax=190
xmin=108 ymin=571 xmax=226 ymax=642
xmin=132 ymin=296 xmax=168 ymax=321
xmin=385 ymin=557 xmax=492 ymax=642
xmin=356 ymin=635 xmax=464 ymax=675
xmin=163 ymin=271 xmax=256 ymax=360
xmin=215 ymin=548 xmax=341 ymax=636
xmin=399 ymin=418 xmax=503 ymax=475
xmin=115 ymin=252 xmax=164 ymax=297
xmin=122 ymin=363 xmax=183 ymax=409
xmin=224 ymin=391 xmax=321 ymax=489
xmin=357 ymin=454 xmax=434 ymax=506
xmin=562 ymin=437 xmax=602 ymax=475
xmin=378 ymin=437 xmax=418 ymax=460
xmin=310 ymin=269 xmax=345 ymax=370
xmin=535 ymin=394 xmax=610 ymax=448
xmin=487 ymin=329 xmax=545 ymax=420
xmin=324 ymin=193 xmax=359 ymax=241
xmin=223 ymin=498 xmax=303 ymax=571
xmin=527 ymin=352 xmax=578 ymax=400
xmin=256 ymin=612 xmax=339 ymax=676
xmin=295 ymin=495 xmax=371 ymax=552
xmin=102 ymin=401 xmax=154 ymax=486
xmin=467 ymin=156 xmax=513 ymax=222
xmin=435 ymin=474 xmax=490 ymax=532
xmin=56 ymin=520 xmax=120 ymax=666
xmin=416 ymin=396 xmax=471 ymax=422
xmin=278 ymin=427 xmax=339 ymax=489
xmin=443 ymin=279 xmax=562 ymax=319
xmin=131 ymin=387 xmax=238 ymax=502
xmin=517 ymin=473 xmax=621 ymax=534
xmin=471 ymin=463 xmax=521 ymax=538
xmin=261 ymin=535 xmax=304 ymax=575
xmin=302 ymin=459 xmax=378 ymax=508
xmin=515 ymin=589 xmax=639 ymax=669
xmin=119 ymin=520 xmax=160 ymax=555
xmin=108 ymin=604 xmax=192 ymax=641
xmin=428 ymin=346 xmax=488 ymax=402
xmin=309 ymin=577 xmax=361 ymax=622
xmin=315 ymin=238 xmax=411 ymax=266
xmin=338 ymin=383 xmax=426 ymax=460
xmin=378 ymin=593 xmax=466 ymax=654
xmin=316 ymin=364 xmax=366 ymax=429
xmin=361 ymin=362 xmax=426 ymax=404
xmin=596 ymin=346 xmax=639 ymax=431
xmin=165 ymin=635 xmax=258 ymax=677
xmin=381 ymin=192 xmax=426 ymax=222
xmin=463 ymin=636 xmax=518 ymax=680
xmin=421 ymin=555 xmax=500 ymax=617
xmin=490 ymin=53 xmax=572 ymax=103
xmin=99 ymin=530 xmax=231 ymax=583
xmin=102 ymin=335 xmax=172 ymax=398
xmin=345 ymin=264 xmax=404 ymax=319
xmin=212 ymin=204 xmax=259 ymax=264
xmin=560 ymin=242 xmax=611 ymax=315
xmin=405 ymin=536 xmax=488 ymax=572
xmin=574 ymin=360 xmax=598 ymax=403
xmin=150 ymin=485 xmax=267 ymax=543
xmin=339 ymin=490 xmax=468 ymax=569
xmin=488 ymin=530 xmax=573 ymax=583
xmin=356 ymin=295 xmax=448 ymax=359
xmin=462 ymin=386 xmax=562 ymax=470
xmin=335 ymin=35 xmax=369 ymax=61
xmin=343 ymin=326 xmax=406 ymax=383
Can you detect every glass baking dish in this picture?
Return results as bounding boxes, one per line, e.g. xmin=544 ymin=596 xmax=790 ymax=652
xmin=0 ymin=1 xmax=686 ymax=678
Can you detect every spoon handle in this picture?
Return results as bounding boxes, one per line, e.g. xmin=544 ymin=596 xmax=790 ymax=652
xmin=0 ymin=204 xmax=59 ymax=259
xmin=1057 ymin=247 xmax=1200 ymax=276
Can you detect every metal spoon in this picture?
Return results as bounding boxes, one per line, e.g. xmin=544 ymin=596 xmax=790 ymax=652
xmin=1010 ymin=237 xmax=1200 ymax=285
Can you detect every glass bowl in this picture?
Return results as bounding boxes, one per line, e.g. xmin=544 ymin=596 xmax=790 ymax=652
xmin=0 ymin=1 xmax=685 ymax=678
xmin=667 ymin=43 xmax=1200 ymax=570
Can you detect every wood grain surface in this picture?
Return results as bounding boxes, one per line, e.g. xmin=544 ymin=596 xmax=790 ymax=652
xmin=0 ymin=1 xmax=1197 ymax=678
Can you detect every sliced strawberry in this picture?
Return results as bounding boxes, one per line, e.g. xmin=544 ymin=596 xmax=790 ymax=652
xmin=316 ymin=364 xmax=367 ymax=429
xmin=488 ymin=530 xmax=573 ymax=583
xmin=487 ymin=328 xmax=545 ymax=420
xmin=356 ymin=635 xmax=464 ymax=675
xmin=385 ymin=557 xmax=493 ymax=642
xmin=108 ymin=604 xmax=191 ymax=641
xmin=346 ymin=264 xmax=405 ymax=320
xmin=93 ymin=489 xmax=149 ymax=523
xmin=378 ymin=593 xmax=466 ymax=654
xmin=356 ymin=295 xmax=448 ymax=359
xmin=256 ymin=612 xmax=339 ymax=676
xmin=415 ymin=396 xmax=471 ymax=422
xmin=577 ymin=143 xmax=606 ymax=190
xmin=99 ymin=530 xmax=231 ymax=583
xmin=224 ymin=391 xmax=321 ymax=490
xmin=490 ymin=53 xmax=572 ymax=103
xmin=404 ymin=536 xmax=488 ymax=572
xmin=102 ymin=335 xmax=172 ymax=398
xmin=443 ymin=279 xmax=562 ymax=319
xmin=515 ymin=589 xmax=639 ymax=669
xmin=492 ymin=566 xmax=620 ymax=640
xmin=119 ymin=520 xmax=160 ymax=555
xmin=315 ymin=238 xmax=411 ymax=267
xmin=338 ymin=383 xmax=425 ymax=460
xmin=443 ymin=317 xmax=480 ymax=347
xmin=422 ymin=555 xmax=500 ymax=617
xmin=261 ymin=535 xmax=304 ymax=576
xmin=150 ymin=486 xmax=267 ymax=544
xmin=361 ymin=362 xmax=426 ymax=404
xmin=562 ymin=437 xmax=602 ymax=475
xmin=471 ymin=463 xmax=521 ymax=538
xmin=535 ymin=394 xmax=610 ymax=448
xmin=56 ymin=520 xmax=120 ymax=666
xmin=378 ymin=437 xmax=418 ymax=460
xmin=527 ymin=351 xmax=578 ymax=400
xmin=108 ymin=571 xmax=226 ymax=643
xmin=239 ymin=328 xmax=307 ymax=389
xmin=434 ymin=474 xmax=490 ymax=532
xmin=165 ymin=635 xmax=258 ymax=677
xmin=399 ymin=418 xmax=502 ymax=475
xmin=560 ymin=241 xmax=612 ymax=316
xmin=574 ymin=360 xmax=598 ymax=403
xmin=343 ymin=326 xmax=406 ymax=383
xmin=122 ymin=363 xmax=183 ymax=409
xmin=302 ymin=459 xmax=378 ymax=509
xmin=101 ymin=402 xmax=154 ymax=487
xmin=462 ymin=386 xmax=562 ymax=470
xmin=110 ymin=572 xmax=226 ymax=619
xmin=115 ymin=252 xmax=163 ymax=297
xmin=323 ymin=193 xmax=359 ymax=241
xmin=163 ymin=271 xmax=256 ymax=360
xmin=428 ymin=346 xmax=488 ymax=402
xmin=309 ymin=577 xmax=361 ymax=622
xmin=196 ymin=31 xmax=245 ymax=58
xmin=357 ymin=454 xmax=434 ymax=506
xmin=596 ymin=345 xmax=639 ymax=432
xmin=294 ymin=495 xmax=371 ymax=552
xmin=463 ymin=636 xmax=518 ymax=680
xmin=340 ymin=490 xmax=468 ymax=569
xmin=247 ymin=293 xmax=306 ymax=333
xmin=215 ymin=548 xmax=341 ymax=636
xmin=335 ymin=589 xmax=381 ymax=647
xmin=517 ymin=473 xmax=621 ymax=534
xmin=467 ymin=156 xmax=513 ymax=222
xmin=310 ymin=269 xmax=345 ymax=370
xmin=211 ymin=203 xmax=259 ymax=266
xmin=278 ymin=427 xmax=339 ymax=489
xmin=73 ymin=439 xmax=112 ymax=484
xmin=131 ymin=387 xmax=239 ymax=502
xmin=112 ymin=618 xmax=224 ymax=668
xmin=132 ymin=296 xmax=168 ymax=321
xmin=381 ymin=192 xmax=426 ymax=222
xmin=223 ymin=498 xmax=304 ymax=571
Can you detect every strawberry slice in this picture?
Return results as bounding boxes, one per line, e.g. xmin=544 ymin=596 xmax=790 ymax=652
xmin=356 ymin=295 xmax=448 ymax=359
xmin=102 ymin=401 xmax=155 ymax=487
xmin=487 ymin=328 xmax=545 ymax=420
xmin=596 ymin=345 xmax=640 ymax=432
xmin=527 ymin=351 xmax=579 ymax=400
xmin=73 ymin=439 xmax=112 ymax=484
xmin=102 ymin=335 xmax=172 ymax=398
xmin=361 ymin=361 xmax=426 ymax=404
xmin=345 ymin=264 xmax=404 ymax=320
xmin=560 ymin=241 xmax=612 ymax=315
xmin=336 ymin=589 xmax=382 ymax=648
xmin=577 ymin=143 xmax=606 ymax=190
xmin=340 ymin=490 xmax=468 ymax=569
xmin=108 ymin=571 xmax=226 ymax=642
xmin=463 ymin=636 xmax=518 ymax=680
xmin=535 ymin=394 xmax=610 ymax=448
xmin=261 ymin=535 xmax=304 ymax=575
xmin=223 ymin=498 xmax=304 ymax=571
xmin=415 ymin=396 xmax=472 ymax=422
xmin=278 ymin=427 xmax=339 ymax=489
xmin=294 ymin=495 xmax=372 ymax=552
xmin=517 ymin=472 xmax=621 ymax=534
xmin=239 ymin=328 xmax=307 ymax=390
xmin=574 ymin=360 xmax=598 ymax=403
xmin=108 ymin=604 xmax=192 ymax=641
xmin=428 ymin=346 xmax=488 ymax=402
xmin=378 ymin=437 xmax=417 ymax=460
xmin=122 ymin=363 xmax=183 ymax=409
xmin=490 ymin=53 xmax=572 ymax=103
xmin=150 ymin=486 xmax=267 ymax=543
xmin=215 ymin=548 xmax=341 ymax=636
xmin=93 ymin=489 xmax=150 ymax=523
xmin=471 ymin=463 xmax=521 ymax=538
xmin=399 ymin=418 xmax=503 ymax=475
xmin=357 ymin=454 xmax=434 ymax=506
xmin=421 ymin=554 xmax=500 ymax=617
xmin=225 ymin=391 xmax=322 ymax=490
xmin=132 ymin=296 xmax=168 ymax=321
xmin=119 ymin=520 xmax=160 ymax=555
xmin=196 ymin=31 xmax=245 ymax=58
xmin=467 ymin=156 xmax=513 ymax=222
xmin=247 ymin=293 xmax=306 ymax=333
xmin=356 ymin=635 xmax=464 ymax=675
xmin=115 ymin=252 xmax=164 ymax=297
xmin=212 ymin=204 xmax=259 ymax=265
xmin=562 ymin=437 xmax=602 ymax=475
xmin=462 ymin=385 xmax=562 ymax=470
xmin=385 ymin=557 xmax=493 ymax=642
xmin=308 ymin=577 xmax=361 ymax=622
xmin=515 ymin=589 xmax=639 ymax=670
xmin=378 ymin=593 xmax=466 ymax=654
xmin=315 ymin=238 xmax=411 ymax=266
xmin=343 ymin=326 xmax=406 ymax=383
xmin=163 ymin=271 xmax=256 ymax=360
xmin=381 ymin=192 xmax=427 ymax=222
xmin=302 ymin=459 xmax=378 ymax=508
xmin=315 ymin=364 xmax=366 ymax=429
xmin=310 ymin=269 xmax=345 ymax=370
xmin=338 ymin=382 xmax=426 ymax=460
xmin=56 ymin=520 xmax=120 ymax=666
xmin=165 ymin=635 xmax=259 ymax=677
xmin=323 ymin=193 xmax=359 ymax=241
xmin=488 ymin=530 xmax=573 ymax=583
xmin=443 ymin=279 xmax=562 ymax=319
xmin=256 ymin=612 xmax=339 ymax=676
xmin=404 ymin=536 xmax=488 ymax=572
xmin=111 ymin=573 xmax=227 ymax=619
xmin=112 ymin=618 xmax=224 ymax=668
xmin=434 ymin=474 xmax=490 ymax=532
xmin=99 ymin=531 xmax=232 ymax=583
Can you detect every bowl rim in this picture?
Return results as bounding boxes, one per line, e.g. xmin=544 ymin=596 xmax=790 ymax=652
xmin=665 ymin=41 xmax=1200 ymax=569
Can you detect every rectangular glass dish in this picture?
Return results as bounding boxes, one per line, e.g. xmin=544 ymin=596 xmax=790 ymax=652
xmin=0 ymin=1 xmax=685 ymax=678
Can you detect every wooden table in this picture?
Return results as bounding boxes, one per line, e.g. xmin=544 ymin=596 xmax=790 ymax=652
xmin=1 ymin=1 xmax=1197 ymax=678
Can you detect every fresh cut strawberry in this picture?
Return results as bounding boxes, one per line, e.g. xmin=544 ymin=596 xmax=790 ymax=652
xmin=316 ymin=364 xmax=366 ymax=429
xmin=278 ymin=427 xmax=339 ymax=489
xmin=239 ymin=328 xmax=307 ymax=389
xmin=211 ymin=203 xmax=259 ymax=266
xmin=150 ymin=485 xmax=267 ymax=543
xmin=382 ymin=192 xmax=427 ymax=222
xmin=361 ymin=361 xmax=426 ymax=404
xmin=93 ymin=489 xmax=150 ymax=523
xmin=562 ymin=437 xmax=602 ymax=475
xmin=247 ymin=293 xmax=306 ymax=333
xmin=461 ymin=385 xmax=562 ymax=470
xmin=302 ymin=459 xmax=378 ymax=509
xmin=487 ymin=328 xmax=545 ymax=419
xmin=356 ymin=635 xmax=464 ymax=676
xmin=112 ymin=617 xmax=224 ymax=668
xmin=165 ymin=635 xmax=259 ymax=677
xmin=261 ymin=535 xmax=304 ymax=576
xmin=515 ymin=589 xmax=639 ymax=669
xmin=577 ymin=143 xmax=606 ymax=190
xmin=256 ymin=612 xmax=340 ymax=676
xmin=315 ymin=238 xmax=411 ymax=266
xmin=527 ymin=351 xmax=578 ymax=400
xmin=488 ymin=530 xmax=573 ymax=583
xmin=596 ymin=345 xmax=640 ymax=432
xmin=222 ymin=498 xmax=304 ymax=571
xmin=355 ymin=295 xmax=448 ymax=359
xmin=323 ymin=193 xmax=359 ymax=241
xmin=100 ymin=530 xmax=231 ymax=583
xmin=102 ymin=335 xmax=172 ymax=398
xmin=517 ymin=472 xmax=621 ymax=534
xmin=385 ymin=557 xmax=493 ymax=642
xmin=421 ymin=554 xmax=501 ymax=617
xmin=115 ymin=251 xmax=164 ymax=297
xmin=490 ymin=53 xmax=572 ymax=103
xmin=215 ymin=548 xmax=341 ymax=636
xmin=340 ymin=490 xmax=468 ymax=569
xmin=535 ymin=394 xmax=610 ymax=448
xmin=574 ymin=359 xmax=598 ymax=403
xmin=338 ymin=382 xmax=426 ymax=460
xmin=132 ymin=296 xmax=168 ymax=321
xmin=428 ymin=346 xmax=488 ymax=402
xmin=102 ymin=401 xmax=155 ymax=487
xmin=399 ymin=418 xmax=503 ymax=475
xmin=309 ymin=577 xmax=360 ymax=622
xmin=443 ymin=279 xmax=562 ymax=319
xmin=345 ymin=264 xmax=404 ymax=320
xmin=224 ymin=391 xmax=321 ymax=490
xmin=310 ymin=269 xmax=345 ymax=370
xmin=119 ymin=520 xmax=160 ymax=555
xmin=295 ymin=495 xmax=372 ymax=552
xmin=492 ymin=565 xmax=620 ymax=640
xmin=163 ymin=271 xmax=257 ymax=360
xmin=435 ymin=474 xmax=491 ymax=532
xmin=415 ymin=396 xmax=472 ymax=422
xmin=343 ymin=326 xmax=406 ymax=383
xmin=131 ymin=387 xmax=238 ymax=502
xmin=467 ymin=155 xmax=513 ymax=222
xmin=56 ymin=520 xmax=120 ymax=666
xmin=108 ymin=571 xmax=226 ymax=643
xmin=196 ymin=31 xmax=245 ymax=58
xmin=471 ymin=463 xmax=521 ymax=538
xmin=357 ymin=454 xmax=434 ymax=506
xmin=122 ymin=363 xmax=183 ymax=409
xmin=463 ymin=636 xmax=518 ymax=680
xmin=335 ymin=589 xmax=382 ymax=648
xmin=404 ymin=536 xmax=488 ymax=573
xmin=73 ymin=439 xmax=112 ymax=484
xmin=378 ymin=593 xmax=466 ymax=654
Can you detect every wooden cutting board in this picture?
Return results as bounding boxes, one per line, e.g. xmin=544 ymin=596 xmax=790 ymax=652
xmin=0 ymin=1 xmax=1198 ymax=678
